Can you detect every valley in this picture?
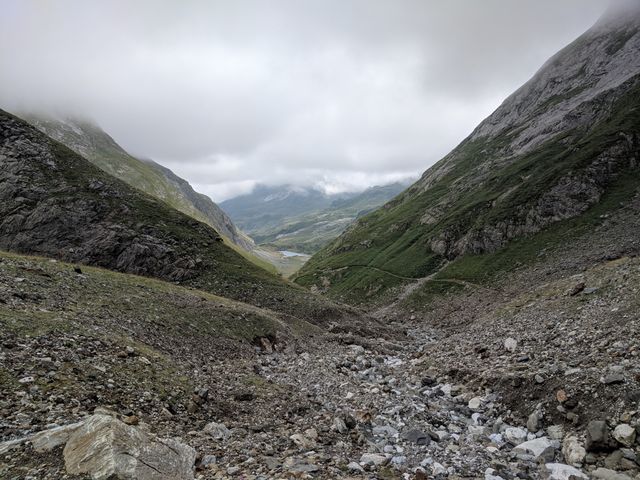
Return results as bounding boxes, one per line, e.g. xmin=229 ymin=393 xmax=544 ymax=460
xmin=1 ymin=2 xmax=640 ymax=480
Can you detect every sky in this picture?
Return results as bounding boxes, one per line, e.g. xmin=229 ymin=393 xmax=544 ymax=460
xmin=0 ymin=0 xmax=612 ymax=201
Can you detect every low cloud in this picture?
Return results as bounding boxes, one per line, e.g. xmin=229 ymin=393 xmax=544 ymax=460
xmin=0 ymin=0 xmax=610 ymax=200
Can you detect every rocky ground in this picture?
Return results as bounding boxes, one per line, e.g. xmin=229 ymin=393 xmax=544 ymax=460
xmin=1 ymin=208 xmax=640 ymax=479
xmin=2 ymin=253 xmax=640 ymax=479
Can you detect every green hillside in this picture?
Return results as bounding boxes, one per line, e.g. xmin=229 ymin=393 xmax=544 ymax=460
xmin=296 ymin=20 xmax=640 ymax=307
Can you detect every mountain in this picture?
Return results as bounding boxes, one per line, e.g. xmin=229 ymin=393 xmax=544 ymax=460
xmin=221 ymin=184 xmax=342 ymax=234
xmin=20 ymin=113 xmax=255 ymax=253
xmin=296 ymin=5 xmax=640 ymax=307
xmin=222 ymin=182 xmax=407 ymax=254
xmin=0 ymin=109 xmax=366 ymax=328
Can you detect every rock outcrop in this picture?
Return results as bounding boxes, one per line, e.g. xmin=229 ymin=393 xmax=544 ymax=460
xmin=64 ymin=414 xmax=196 ymax=480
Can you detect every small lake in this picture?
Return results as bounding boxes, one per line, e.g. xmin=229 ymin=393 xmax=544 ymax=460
xmin=280 ymin=250 xmax=310 ymax=258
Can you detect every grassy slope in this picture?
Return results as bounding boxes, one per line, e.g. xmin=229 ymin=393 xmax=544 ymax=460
xmin=295 ymin=80 xmax=640 ymax=306
xmin=245 ymin=184 xmax=407 ymax=255
xmin=0 ymin=249 xmax=319 ymax=428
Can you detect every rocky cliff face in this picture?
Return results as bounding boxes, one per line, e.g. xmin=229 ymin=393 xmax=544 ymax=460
xmin=21 ymin=114 xmax=255 ymax=252
xmin=296 ymin=5 xmax=640 ymax=304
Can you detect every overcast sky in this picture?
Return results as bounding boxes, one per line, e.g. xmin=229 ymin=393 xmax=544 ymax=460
xmin=0 ymin=0 xmax=611 ymax=201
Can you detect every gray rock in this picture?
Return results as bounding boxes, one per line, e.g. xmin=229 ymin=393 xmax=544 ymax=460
xmin=514 ymin=437 xmax=558 ymax=462
xmin=360 ymin=453 xmax=388 ymax=467
xmin=504 ymin=337 xmax=518 ymax=352
xmin=31 ymin=422 xmax=83 ymax=453
xmin=468 ymin=396 xmax=483 ymax=410
xmin=403 ymin=429 xmax=431 ymax=445
xmin=591 ymin=468 xmax=633 ymax=480
xmin=203 ymin=422 xmax=231 ymax=442
xmin=601 ymin=373 xmax=625 ymax=385
xmin=527 ymin=411 xmax=543 ymax=433
xmin=586 ymin=420 xmax=614 ymax=452
xmin=562 ymin=436 xmax=586 ymax=467
xmin=542 ymin=463 xmax=588 ymax=480
xmin=612 ymin=424 xmax=636 ymax=447
xmin=504 ymin=427 xmax=528 ymax=445
xmin=64 ymin=414 xmax=196 ymax=480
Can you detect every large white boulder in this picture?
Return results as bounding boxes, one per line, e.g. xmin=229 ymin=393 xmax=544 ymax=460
xmin=64 ymin=414 xmax=196 ymax=480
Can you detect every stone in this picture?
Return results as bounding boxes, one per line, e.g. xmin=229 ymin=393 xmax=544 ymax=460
xmin=432 ymin=462 xmax=447 ymax=475
xmin=203 ymin=422 xmax=231 ymax=442
xmin=468 ymin=396 xmax=483 ymax=410
xmin=504 ymin=427 xmax=528 ymax=445
xmin=612 ymin=424 xmax=636 ymax=447
xmin=63 ymin=414 xmax=196 ymax=480
xmin=504 ymin=338 xmax=518 ymax=352
xmin=586 ymin=420 xmax=614 ymax=452
xmin=403 ymin=429 xmax=431 ymax=445
xmin=0 ymin=438 xmax=29 ymax=455
xmin=514 ymin=437 xmax=558 ymax=462
xmin=359 ymin=453 xmax=388 ymax=467
xmin=527 ymin=411 xmax=543 ymax=433
xmin=542 ymin=463 xmax=588 ymax=480
xmin=601 ymin=373 xmax=625 ymax=385
xmin=347 ymin=461 xmax=364 ymax=473
xmin=31 ymin=422 xmax=83 ymax=453
xmin=556 ymin=390 xmax=568 ymax=403
xmin=373 ymin=425 xmax=399 ymax=437
xmin=591 ymin=468 xmax=633 ymax=480
xmin=290 ymin=433 xmax=316 ymax=450
xmin=334 ymin=417 xmax=348 ymax=434
xmin=562 ymin=436 xmax=586 ymax=467
xmin=548 ymin=425 xmax=565 ymax=440
xmin=604 ymin=450 xmax=624 ymax=469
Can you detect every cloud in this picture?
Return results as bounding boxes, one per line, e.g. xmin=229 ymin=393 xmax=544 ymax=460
xmin=0 ymin=0 xmax=611 ymax=200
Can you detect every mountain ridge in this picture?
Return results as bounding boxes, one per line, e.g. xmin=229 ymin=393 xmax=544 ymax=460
xmin=295 ymin=6 xmax=640 ymax=306
xmin=20 ymin=112 xmax=256 ymax=253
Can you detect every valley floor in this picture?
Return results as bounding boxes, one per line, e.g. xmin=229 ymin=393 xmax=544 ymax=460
xmin=1 ymin=195 xmax=640 ymax=480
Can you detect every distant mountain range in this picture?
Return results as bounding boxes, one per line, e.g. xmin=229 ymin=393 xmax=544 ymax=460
xmin=221 ymin=182 xmax=409 ymax=254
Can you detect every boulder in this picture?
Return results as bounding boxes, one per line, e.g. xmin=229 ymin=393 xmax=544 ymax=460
xmin=504 ymin=427 xmax=528 ymax=445
xmin=612 ymin=424 xmax=636 ymax=447
xmin=562 ymin=436 xmax=586 ymax=467
xmin=64 ymin=414 xmax=196 ymax=480
xmin=591 ymin=468 xmax=633 ymax=480
xmin=504 ymin=337 xmax=518 ymax=352
xmin=203 ymin=422 xmax=230 ymax=442
xmin=31 ymin=422 xmax=83 ymax=453
xmin=586 ymin=420 xmax=615 ymax=452
xmin=514 ymin=437 xmax=558 ymax=462
xmin=359 ymin=453 xmax=388 ymax=467
xmin=542 ymin=463 xmax=588 ymax=480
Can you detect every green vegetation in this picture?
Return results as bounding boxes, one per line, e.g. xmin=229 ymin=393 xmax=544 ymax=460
xmin=296 ymin=79 xmax=640 ymax=306
xmin=222 ymin=183 xmax=407 ymax=255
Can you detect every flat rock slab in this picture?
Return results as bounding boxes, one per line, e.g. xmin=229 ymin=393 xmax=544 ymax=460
xmin=63 ymin=414 xmax=196 ymax=480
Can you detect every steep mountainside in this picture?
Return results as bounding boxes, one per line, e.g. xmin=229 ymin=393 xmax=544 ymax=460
xmin=222 ymin=183 xmax=407 ymax=254
xmin=296 ymin=7 xmax=640 ymax=306
xmin=21 ymin=114 xmax=255 ymax=252
xmin=0 ymin=109 xmax=364 ymax=328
